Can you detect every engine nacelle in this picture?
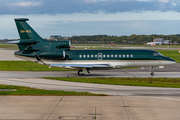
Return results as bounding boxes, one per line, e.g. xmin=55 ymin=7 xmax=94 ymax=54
xmin=55 ymin=40 xmax=71 ymax=49
xmin=39 ymin=50 xmax=65 ymax=59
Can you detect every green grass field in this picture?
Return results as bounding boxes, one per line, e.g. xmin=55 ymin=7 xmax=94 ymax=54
xmin=0 ymin=61 xmax=72 ymax=71
xmin=44 ymin=77 xmax=180 ymax=88
xmin=0 ymin=44 xmax=18 ymax=49
xmin=0 ymin=84 xmax=104 ymax=96
xmin=1 ymin=43 xmax=180 ymax=50
xmin=157 ymin=50 xmax=180 ymax=63
xmin=72 ymin=44 xmax=180 ymax=48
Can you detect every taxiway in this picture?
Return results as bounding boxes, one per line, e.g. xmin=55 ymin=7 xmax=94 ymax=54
xmin=0 ymin=49 xmax=180 ymax=120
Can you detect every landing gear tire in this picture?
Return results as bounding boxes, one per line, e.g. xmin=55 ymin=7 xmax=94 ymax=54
xmin=151 ymin=72 xmax=154 ymax=76
xmin=78 ymin=70 xmax=84 ymax=76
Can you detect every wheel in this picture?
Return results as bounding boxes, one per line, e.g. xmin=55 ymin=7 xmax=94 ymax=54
xmin=151 ymin=72 xmax=154 ymax=76
xmin=78 ymin=70 xmax=84 ymax=76
xmin=87 ymin=68 xmax=90 ymax=73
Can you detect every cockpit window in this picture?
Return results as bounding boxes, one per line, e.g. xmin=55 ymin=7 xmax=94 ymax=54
xmin=153 ymin=52 xmax=159 ymax=56
xmin=158 ymin=52 xmax=163 ymax=56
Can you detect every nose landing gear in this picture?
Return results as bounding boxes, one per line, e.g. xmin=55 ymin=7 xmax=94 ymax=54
xmin=151 ymin=72 xmax=154 ymax=76
xmin=150 ymin=66 xmax=154 ymax=76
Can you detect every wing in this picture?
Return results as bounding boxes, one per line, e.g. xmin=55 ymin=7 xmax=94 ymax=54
xmin=49 ymin=64 xmax=112 ymax=69
xmin=33 ymin=52 xmax=112 ymax=69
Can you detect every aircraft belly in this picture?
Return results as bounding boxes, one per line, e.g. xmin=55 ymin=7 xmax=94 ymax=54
xmin=108 ymin=60 xmax=176 ymax=68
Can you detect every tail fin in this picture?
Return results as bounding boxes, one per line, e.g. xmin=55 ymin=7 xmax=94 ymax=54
xmin=14 ymin=18 xmax=70 ymax=52
xmin=14 ymin=18 xmax=42 ymax=40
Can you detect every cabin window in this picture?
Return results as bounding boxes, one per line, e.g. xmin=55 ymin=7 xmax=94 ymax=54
xmin=127 ymin=54 xmax=129 ymax=58
xmin=103 ymin=55 xmax=106 ymax=58
xmin=111 ymin=54 xmax=114 ymax=58
xmin=107 ymin=54 xmax=110 ymax=58
xmin=115 ymin=54 xmax=117 ymax=58
xmin=79 ymin=55 xmax=82 ymax=58
xmin=119 ymin=54 xmax=121 ymax=58
xmin=91 ymin=55 xmax=93 ymax=58
xmin=123 ymin=54 xmax=125 ymax=58
xmin=130 ymin=54 xmax=133 ymax=58
xmin=95 ymin=55 xmax=98 ymax=58
xmin=87 ymin=55 xmax=90 ymax=58
xmin=83 ymin=55 xmax=86 ymax=58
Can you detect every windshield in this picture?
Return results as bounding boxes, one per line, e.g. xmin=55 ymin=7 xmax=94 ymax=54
xmin=158 ymin=52 xmax=163 ymax=56
xmin=153 ymin=52 xmax=163 ymax=56
xmin=153 ymin=52 xmax=159 ymax=56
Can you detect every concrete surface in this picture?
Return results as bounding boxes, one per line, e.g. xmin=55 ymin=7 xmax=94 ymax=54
xmin=1 ymin=77 xmax=180 ymax=96
xmin=1 ymin=96 xmax=180 ymax=120
xmin=0 ymin=71 xmax=180 ymax=78
xmin=1 ymin=49 xmax=180 ymax=120
xmin=0 ymin=49 xmax=24 ymax=61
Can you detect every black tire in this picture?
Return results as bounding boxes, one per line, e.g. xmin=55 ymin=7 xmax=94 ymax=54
xmin=78 ymin=70 xmax=84 ymax=76
xmin=87 ymin=68 xmax=90 ymax=73
xmin=151 ymin=72 xmax=154 ymax=76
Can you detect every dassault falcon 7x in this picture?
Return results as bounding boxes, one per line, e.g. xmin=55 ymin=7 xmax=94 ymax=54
xmin=13 ymin=18 xmax=176 ymax=76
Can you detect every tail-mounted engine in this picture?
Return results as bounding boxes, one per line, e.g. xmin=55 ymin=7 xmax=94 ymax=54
xmin=39 ymin=50 xmax=65 ymax=59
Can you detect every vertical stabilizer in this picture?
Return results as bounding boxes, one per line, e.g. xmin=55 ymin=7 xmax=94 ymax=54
xmin=14 ymin=18 xmax=42 ymax=40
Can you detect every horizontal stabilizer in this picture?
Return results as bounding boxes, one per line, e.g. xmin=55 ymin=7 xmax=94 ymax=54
xmin=15 ymin=18 xmax=29 ymax=21
xmin=18 ymin=39 xmax=39 ymax=45
xmin=5 ymin=40 xmax=20 ymax=44
xmin=6 ymin=40 xmax=39 ymax=45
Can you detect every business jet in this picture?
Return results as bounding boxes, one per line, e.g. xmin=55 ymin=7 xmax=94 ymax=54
xmin=13 ymin=18 xmax=176 ymax=76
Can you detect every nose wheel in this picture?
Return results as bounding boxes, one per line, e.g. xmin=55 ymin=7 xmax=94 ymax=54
xmin=151 ymin=72 xmax=154 ymax=76
xmin=150 ymin=66 xmax=154 ymax=76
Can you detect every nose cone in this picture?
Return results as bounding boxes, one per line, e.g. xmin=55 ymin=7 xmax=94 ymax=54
xmin=162 ymin=56 xmax=176 ymax=65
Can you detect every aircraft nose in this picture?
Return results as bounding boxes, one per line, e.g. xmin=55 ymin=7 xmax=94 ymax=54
xmin=162 ymin=56 xmax=176 ymax=63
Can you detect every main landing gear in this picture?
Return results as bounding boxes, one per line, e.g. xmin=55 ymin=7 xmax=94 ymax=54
xmin=150 ymin=66 xmax=154 ymax=76
xmin=77 ymin=68 xmax=90 ymax=76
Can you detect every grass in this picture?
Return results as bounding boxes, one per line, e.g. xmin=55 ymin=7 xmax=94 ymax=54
xmin=0 ymin=61 xmax=138 ymax=71
xmin=72 ymin=44 xmax=180 ymax=48
xmin=157 ymin=50 xmax=180 ymax=63
xmin=0 ymin=84 xmax=104 ymax=96
xmin=44 ymin=77 xmax=180 ymax=88
xmin=0 ymin=61 xmax=73 ymax=71
xmin=0 ymin=44 xmax=18 ymax=49
xmin=1 ymin=43 xmax=180 ymax=50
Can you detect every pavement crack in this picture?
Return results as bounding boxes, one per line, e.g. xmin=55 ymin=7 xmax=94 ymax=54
xmin=47 ymin=96 xmax=64 ymax=120
xmin=121 ymin=96 xmax=130 ymax=120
